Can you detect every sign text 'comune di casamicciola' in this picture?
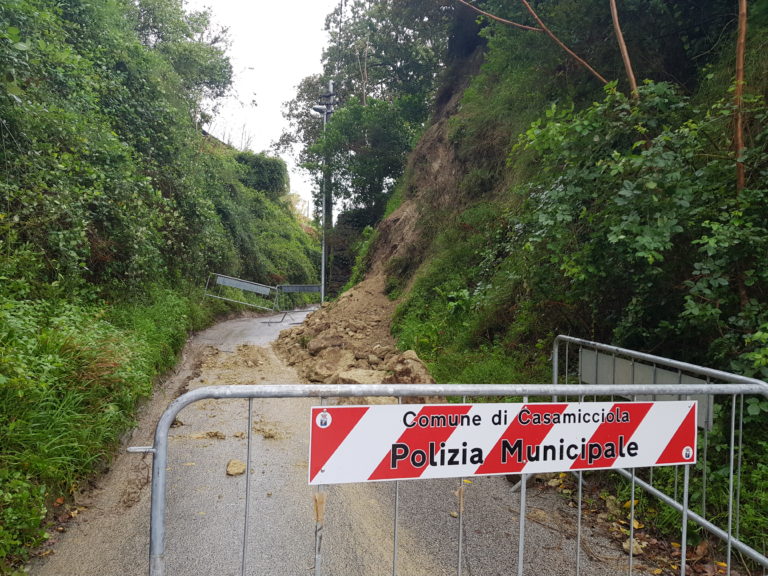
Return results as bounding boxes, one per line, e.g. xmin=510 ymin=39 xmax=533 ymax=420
xmin=309 ymin=401 xmax=697 ymax=485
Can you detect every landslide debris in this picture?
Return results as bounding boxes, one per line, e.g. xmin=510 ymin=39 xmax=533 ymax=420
xmin=274 ymin=275 xmax=434 ymax=389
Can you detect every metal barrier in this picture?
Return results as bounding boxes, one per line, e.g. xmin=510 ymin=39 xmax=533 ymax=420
xmin=272 ymin=285 xmax=321 ymax=322
xmin=132 ymin=381 xmax=768 ymax=576
xmin=203 ymin=273 xmax=278 ymax=311
xmin=203 ymin=274 xmax=321 ymax=315
xmin=552 ymin=335 xmax=768 ymax=574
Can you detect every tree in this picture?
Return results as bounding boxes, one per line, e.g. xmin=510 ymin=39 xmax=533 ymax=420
xmin=322 ymin=0 xmax=453 ymax=105
xmin=235 ymin=151 xmax=290 ymax=202
xmin=278 ymin=0 xmax=455 ymax=226
xmin=128 ymin=0 xmax=232 ymax=124
xmin=313 ymin=97 xmax=414 ymax=219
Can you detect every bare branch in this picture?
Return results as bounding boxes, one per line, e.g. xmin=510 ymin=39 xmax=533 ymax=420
xmin=453 ymin=0 xmax=541 ymax=32
xmin=518 ymin=0 xmax=608 ymax=85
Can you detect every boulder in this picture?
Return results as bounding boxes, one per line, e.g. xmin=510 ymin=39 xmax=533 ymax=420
xmin=383 ymin=350 xmax=435 ymax=384
xmin=307 ymin=348 xmax=356 ymax=382
xmin=307 ymin=334 xmax=345 ymax=356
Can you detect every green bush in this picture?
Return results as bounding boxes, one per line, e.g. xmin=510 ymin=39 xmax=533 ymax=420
xmin=0 ymin=471 xmax=46 ymax=565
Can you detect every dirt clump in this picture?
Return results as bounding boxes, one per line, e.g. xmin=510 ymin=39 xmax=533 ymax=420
xmin=274 ymin=274 xmax=435 ymax=392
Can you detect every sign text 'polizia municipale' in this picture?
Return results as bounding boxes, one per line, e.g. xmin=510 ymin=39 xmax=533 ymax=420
xmin=308 ymin=401 xmax=697 ymax=485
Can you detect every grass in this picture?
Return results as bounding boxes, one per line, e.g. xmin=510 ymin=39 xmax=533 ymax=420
xmin=0 ymin=283 xmax=232 ymax=567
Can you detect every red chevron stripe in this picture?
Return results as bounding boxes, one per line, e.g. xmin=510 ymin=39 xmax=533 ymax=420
xmin=309 ymin=406 xmax=369 ymax=483
xmin=569 ymin=402 xmax=652 ymax=470
xmin=368 ymin=405 xmax=472 ymax=481
xmin=475 ymin=404 xmax=568 ymax=475
xmin=656 ymin=404 xmax=697 ymax=465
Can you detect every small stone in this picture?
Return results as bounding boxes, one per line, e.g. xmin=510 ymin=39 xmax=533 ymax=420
xmin=226 ymin=459 xmax=246 ymax=476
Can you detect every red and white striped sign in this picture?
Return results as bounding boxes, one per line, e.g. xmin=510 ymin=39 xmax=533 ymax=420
xmin=308 ymin=401 xmax=696 ymax=485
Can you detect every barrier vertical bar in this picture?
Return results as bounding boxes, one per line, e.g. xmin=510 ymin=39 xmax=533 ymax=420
xmin=680 ymin=463 xmax=690 ymax=576
xmin=628 ymin=468 xmax=636 ymax=575
xmin=701 ymin=376 xmax=711 ymax=519
xmin=314 ymin=397 xmax=327 ymax=576
xmin=552 ymin=338 xmax=559 ymax=385
xmin=727 ymin=395 xmax=737 ymax=575
xmin=517 ymin=473 xmax=527 ymax=576
xmin=241 ymin=398 xmax=254 ymax=576
xmin=735 ymin=394 xmax=744 ymax=541
xmin=517 ymin=395 xmax=528 ymax=576
xmin=392 ymin=395 xmax=402 ymax=576
xmin=576 ymin=470 xmax=583 ymax=576
xmin=457 ymin=395 xmax=467 ymax=576
xmin=392 ymin=481 xmax=400 ymax=576
xmin=457 ymin=479 xmax=465 ymax=576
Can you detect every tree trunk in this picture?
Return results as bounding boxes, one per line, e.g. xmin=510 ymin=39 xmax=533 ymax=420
xmin=735 ymin=0 xmax=748 ymax=195
xmin=609 ymin=0 xmax=638 ymax=97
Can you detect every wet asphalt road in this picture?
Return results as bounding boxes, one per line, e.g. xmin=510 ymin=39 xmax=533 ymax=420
xmin=28 ymin=311 xmax=627 ymax=576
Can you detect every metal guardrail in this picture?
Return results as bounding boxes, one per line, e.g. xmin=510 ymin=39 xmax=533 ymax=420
xmin=552 ymin=335 xmax=768 ymax=574
xmin=133 ymin=381 xmax=768 ymax=576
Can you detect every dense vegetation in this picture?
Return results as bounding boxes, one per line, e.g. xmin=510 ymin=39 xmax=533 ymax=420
xmin=0 ymin=0 xmax=317 ymax=567
xmin=392 ymin=0 xmax=768 ymax=383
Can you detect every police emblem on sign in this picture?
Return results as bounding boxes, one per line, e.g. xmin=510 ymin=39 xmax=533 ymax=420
xmin=316 ymin=409 xmax=332 ymax=429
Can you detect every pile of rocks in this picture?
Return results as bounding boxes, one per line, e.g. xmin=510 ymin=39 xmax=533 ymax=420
xmin=274 ymin=278 xmax=434 ymax=386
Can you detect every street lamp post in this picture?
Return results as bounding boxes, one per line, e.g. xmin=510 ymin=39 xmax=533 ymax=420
xmin=312 ymin=80 xmax=335 ymax=302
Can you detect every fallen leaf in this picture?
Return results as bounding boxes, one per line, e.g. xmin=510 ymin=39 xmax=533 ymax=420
xmin=632 ymin=518 xmax=644 ymax=530
xmin=449 ymin=511 xmax=459 ymax=518
xmin=623 ymin=537 xmax=647 ymax=555
xmin=53 ymin=497 xmax=65 ymax=507
xmin=693 ymin=539 xmax=710 ymax=560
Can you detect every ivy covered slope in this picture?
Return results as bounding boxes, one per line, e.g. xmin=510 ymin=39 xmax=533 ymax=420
xmin=0 ymin=0 xmax=317 ymax=567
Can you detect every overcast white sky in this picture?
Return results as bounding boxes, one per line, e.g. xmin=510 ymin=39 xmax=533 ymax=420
xmin=184 ymin=0 xmax=339 ymax=210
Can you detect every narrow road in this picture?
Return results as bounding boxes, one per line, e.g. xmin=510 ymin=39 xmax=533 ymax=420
xmin=28 ymin=311 xmax=628 ymax=576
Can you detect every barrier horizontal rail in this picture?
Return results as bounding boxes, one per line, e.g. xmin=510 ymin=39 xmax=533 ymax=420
xmin=203 ymin=273 xmax=278 ymax=311
xmin=278 ymin=284 xmax=321 ymax=294
xmin=214 ymin=274 xmax=274 ymax=296
xmin=136 ymin=381 xmax=768 ymax=576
